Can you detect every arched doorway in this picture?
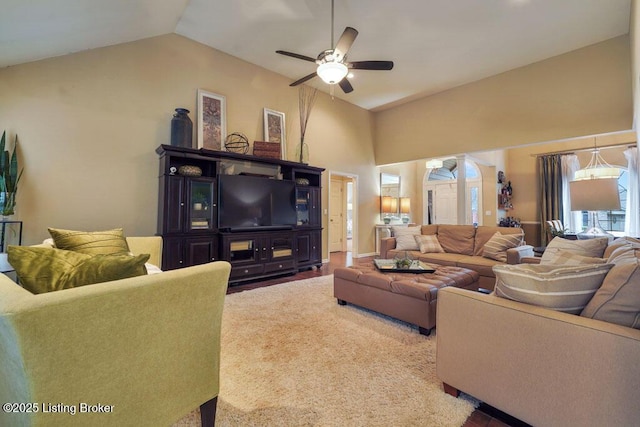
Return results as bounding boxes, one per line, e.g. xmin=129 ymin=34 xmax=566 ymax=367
xmin=423 ymin=158 xmax=483 ymax=225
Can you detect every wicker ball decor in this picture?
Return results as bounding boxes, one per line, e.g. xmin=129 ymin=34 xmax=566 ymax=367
xmin=225 ymin=133 xmax=250 ymax=154
xmin=178 ymin=165 xmax=202 ymax=177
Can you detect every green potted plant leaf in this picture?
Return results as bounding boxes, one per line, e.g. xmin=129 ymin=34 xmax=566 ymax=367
xmin=0 ymin=131 xmax=24 ymax=217
xmin=0 ymin=131 xmax=24 ymax=274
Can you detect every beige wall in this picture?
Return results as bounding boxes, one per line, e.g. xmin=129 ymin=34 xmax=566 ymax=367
xmin=374 ymin=36 xmax=633 ymax=165
xmin=0 ymin=34 xmax=379 ymax=257
xmin=0 ymin=29 xmax=637 ymax=258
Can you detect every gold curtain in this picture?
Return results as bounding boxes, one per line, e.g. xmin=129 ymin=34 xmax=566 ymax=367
xmin=538 ymin=155 xmax=563 ymax=245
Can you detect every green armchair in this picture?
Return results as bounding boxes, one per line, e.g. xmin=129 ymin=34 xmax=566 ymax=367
xmin=0 ymin=236 xmax=231 ymax=426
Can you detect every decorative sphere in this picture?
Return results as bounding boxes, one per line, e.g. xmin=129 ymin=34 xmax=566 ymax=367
xmin=225 ymin=133 xmax=249 ymax=154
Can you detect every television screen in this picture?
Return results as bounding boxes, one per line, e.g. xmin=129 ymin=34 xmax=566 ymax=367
xmin=218 ymin=174 xmax=296 ymax=230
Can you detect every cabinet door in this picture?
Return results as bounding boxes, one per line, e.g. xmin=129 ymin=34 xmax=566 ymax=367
xmin=222 ymin=235 xmax=260 ymax=265
xmin=296 ymin=233 xmax=311 ymax=264
xmin=295 ymin=187 xmax=311 ymax=226
xmin=309 ymin=229 xmax=322 ymax=264
xmin=163 ymin=176 xmax=185 ymax=234
xmin=296 ymin=187 xmax=321 ymax=227
xmin=185 ymin=237 xmax=218 ymax=266
xmin=186 ymin=178 xmax=216 ymax=232
xmin=309 ymin=187 xmax=321 ymax=226
xmin=162 ymin=237 xmax=184 ymax=270
xmin=270 ymin=234 xmax=294 ymax=261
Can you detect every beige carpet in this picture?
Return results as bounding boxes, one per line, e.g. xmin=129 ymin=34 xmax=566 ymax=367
xmin=173 ymin=275 xmax=477 ymax=426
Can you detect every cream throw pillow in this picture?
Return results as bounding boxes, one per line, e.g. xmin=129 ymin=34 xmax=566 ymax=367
xmin=493 ymin=263 xmax=613 ymax=314
xmin=482 ymin=232 xmax=523 ymax=262
xmin=392 ymin=226 xmax=421 ymax=251
xmin=414 ymin=234 xmax=444 ymax=253
xmin=540 ymin=236 xmax=609 ymax=265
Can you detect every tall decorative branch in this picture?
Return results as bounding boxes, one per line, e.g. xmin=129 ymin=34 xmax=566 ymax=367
xmin=298 ymin=86 xmax=318 ymax=163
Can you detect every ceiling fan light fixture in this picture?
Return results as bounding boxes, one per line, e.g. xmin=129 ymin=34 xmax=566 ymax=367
xmin=317 ymin=61 xmax=348 ymax=84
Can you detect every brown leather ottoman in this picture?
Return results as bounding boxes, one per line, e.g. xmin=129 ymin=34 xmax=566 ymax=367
xmin=333 ymin=264 xmax=479 ymax=335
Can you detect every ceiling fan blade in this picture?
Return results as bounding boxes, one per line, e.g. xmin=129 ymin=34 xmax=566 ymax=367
xmin=276 ymin=50 xmax=317 ymax=63
xmin=338 ymin=78 xmax=354 ymax=94
xmin=348 ymin=60 xmax=394 ymax=70
xmin=334 ymin=27 xmax=358 ymax=60
xmin=290 ymin=72 xmax=317 ymax=87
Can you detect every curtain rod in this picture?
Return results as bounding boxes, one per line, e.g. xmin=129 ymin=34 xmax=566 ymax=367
xmin=531 ymin=142 xmax=636 ymax=157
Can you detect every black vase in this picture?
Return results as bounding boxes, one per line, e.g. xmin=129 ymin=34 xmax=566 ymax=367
xmin=171 ymin=108 xmax=193 ymax=148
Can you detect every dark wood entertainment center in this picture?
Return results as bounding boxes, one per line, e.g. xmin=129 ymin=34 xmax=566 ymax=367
xmin=156 ymin=145 xmax=324 ymax=283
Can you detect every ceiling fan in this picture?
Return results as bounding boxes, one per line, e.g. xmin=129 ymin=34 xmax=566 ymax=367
xmin=275 ymin=0 xmax=393 ymax=94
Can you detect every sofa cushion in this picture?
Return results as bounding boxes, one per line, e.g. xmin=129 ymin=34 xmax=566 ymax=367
xmin=544 ymin=250 xmax=606 ymax=266
xmin=8 ymin=246 xmax=149 ymax=294
xmin=493 ymin=263 xmax=613 ymax=314
xmin=48 ymin=227 xmax=130 ymax=255
xmin=414 ymin=234 xmax=444 ymax=253
xmin=540 ymin=236 xmax=609 ymax=265
xmin=456 ymin=255 xmax=502 ymax=278
xmin=482 ymin=232 xmax=523 ymax=262
xmin=416 ymin=252 xmax=463 ymax=267
xmin=581 ymin=256 xmax=640 ymax=328
xmin=474 ymin=226 xmax=523 ymax=256
xmin=437 ymin=225 xmax=476 ymax=255
xmin=420 ymin=224 xmax=439 ymax=235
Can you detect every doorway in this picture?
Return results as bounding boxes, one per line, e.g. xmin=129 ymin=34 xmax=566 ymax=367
xmin=328 ymin=172 xmax=357 ymax=257
xmin=424 ymin=159 xmax=483 ymax=225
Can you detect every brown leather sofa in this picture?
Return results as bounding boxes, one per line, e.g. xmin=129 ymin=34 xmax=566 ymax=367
xmin=380 ymin=224 xmax=533 ymax=290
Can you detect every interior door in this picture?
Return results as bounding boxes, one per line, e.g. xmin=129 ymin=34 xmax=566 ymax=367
xmin=330 ymin=177 xmax=345 ymax=252
xmin=435 ymin=183 xmax=457 ymax=224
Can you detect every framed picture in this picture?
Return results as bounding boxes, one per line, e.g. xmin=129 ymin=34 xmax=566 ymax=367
xmin=197 ymin=89 xmax=226 ymax=150
xmin=263 ymin=108 xmax=286 ymax=159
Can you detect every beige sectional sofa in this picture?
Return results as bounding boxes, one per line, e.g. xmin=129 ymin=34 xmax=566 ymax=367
xmin=436 ymin=236 xmax=640 ymax=426
xmin=380 ymin=224 xmax=534 ymax=290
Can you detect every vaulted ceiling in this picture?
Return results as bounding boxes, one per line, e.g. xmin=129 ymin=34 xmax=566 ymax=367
xmin=0 ymin=0 xmax=631 ymax=111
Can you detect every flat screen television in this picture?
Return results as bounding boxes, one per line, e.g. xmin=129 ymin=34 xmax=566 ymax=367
xmin=218 ymin=174 xmax=297 ymax=231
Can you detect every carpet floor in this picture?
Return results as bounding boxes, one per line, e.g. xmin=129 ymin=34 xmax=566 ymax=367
xmin=173 ymin=275 xmax=477 ymax=426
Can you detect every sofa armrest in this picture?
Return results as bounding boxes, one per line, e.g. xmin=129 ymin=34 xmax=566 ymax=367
xmin=126 ymin=236 xmax=163 ymax=269
xmin=436 ymin=287 xmax=640 ymax=427
xmin=505 ymin=244 xmax=534 ymax=264
xmin=520 ymin=256 xmax=541 ymax=264
xmin=379 ymin=237 xmax=396 ymax=259
xmin=0 ymin=261 xmax=231 ymax=426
